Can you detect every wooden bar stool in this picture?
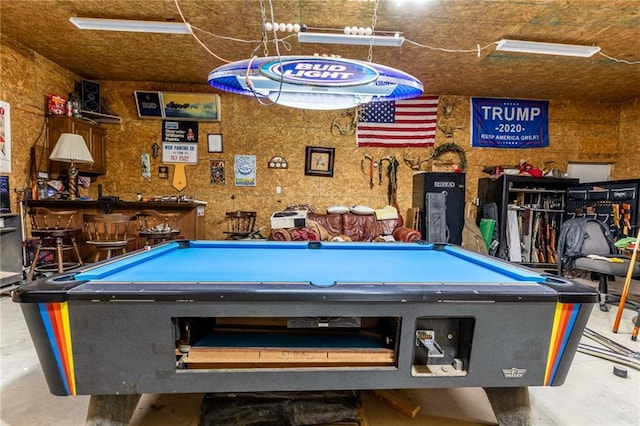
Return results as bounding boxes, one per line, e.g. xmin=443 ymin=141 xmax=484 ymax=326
xmin=83 ymin=213 xmax=137 ymax=262
xmin=136 ymin=210 xmax=181 ymax=247
xmin=223 ymin=211 xmax=257 ymax=239
xmin=27 ymin=208 xmax=83 ymax=280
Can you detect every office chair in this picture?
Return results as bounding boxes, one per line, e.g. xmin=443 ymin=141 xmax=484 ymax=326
xmin=557 ymin=218 xmax=640 ymax=313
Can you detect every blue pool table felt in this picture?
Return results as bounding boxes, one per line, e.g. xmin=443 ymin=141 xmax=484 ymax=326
xmin=75 ymin=241 xmax=545 ymax=287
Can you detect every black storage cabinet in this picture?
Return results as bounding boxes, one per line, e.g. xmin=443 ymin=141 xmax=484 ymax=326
xmin=476 ymin=175 xmax=578 ymax=266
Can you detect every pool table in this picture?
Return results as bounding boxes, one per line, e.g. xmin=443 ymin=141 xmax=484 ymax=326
xmin=14 ymin=240 xmax=597 ymax=421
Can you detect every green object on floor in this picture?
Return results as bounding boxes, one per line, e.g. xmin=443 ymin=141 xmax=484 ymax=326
xmin=614 ymin=237 xmax=636 ymax=248
xmin=480 ymin=218 xmax=496 ymax=251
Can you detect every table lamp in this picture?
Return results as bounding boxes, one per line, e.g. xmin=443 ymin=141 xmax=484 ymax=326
xmin=49 ymin=133 xmax=94 ymax=200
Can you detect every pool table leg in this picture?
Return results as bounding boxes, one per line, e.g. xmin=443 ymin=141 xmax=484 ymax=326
xmin=85 ymin=394 xmax=141 ymax=426
xmin=484 ymin=387 xmax=532 ymax=426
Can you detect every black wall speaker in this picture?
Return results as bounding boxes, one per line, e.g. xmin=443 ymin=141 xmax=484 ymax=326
xmin=81 ymin=79 xmax=100 ymax=112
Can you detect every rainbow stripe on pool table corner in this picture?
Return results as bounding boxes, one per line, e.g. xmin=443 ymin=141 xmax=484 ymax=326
xmin=37 ymin=302 xmax=76 ymax=395
xmin=544 ymin=302 xmax=580 ymax=386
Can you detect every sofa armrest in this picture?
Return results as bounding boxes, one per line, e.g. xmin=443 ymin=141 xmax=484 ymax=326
xmin=270 ymin=228 xmax=292 ymax=241
xmin=393 ymin=226 xmax=422 ymax=242
xmin=270 ymin=227 xmax=322 ymax=241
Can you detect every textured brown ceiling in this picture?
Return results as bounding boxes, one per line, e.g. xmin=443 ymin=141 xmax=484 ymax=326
xmin=2 ymin=0 xmax=639 ymax=102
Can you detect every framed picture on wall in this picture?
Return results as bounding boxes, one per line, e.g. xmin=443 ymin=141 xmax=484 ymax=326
xmin=305 ymin=146 xmax=335 ymax=177
xmin=134 ymin=91 xmax=221 ymax=121
xmin=162 ymin=92 xmax=221 ymax=122
xmin=210 ymin=159 xmax=226 ymax=185
xmin=207 ymin=134 xmax=223 ymax=153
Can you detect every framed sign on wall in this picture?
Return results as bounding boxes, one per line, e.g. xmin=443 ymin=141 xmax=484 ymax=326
xmin=234 ymin=155 xmax=256 ymax=187
xmin=134 ymin=91 xmax=163 ymax=118
xmin=163 ymin=92 xmax=220 ymax=122
xmin=134 ymin=91 xmax=221 ymax=121
xmin=162 ymin=121 xmax=198 ymax=143
xmin=162 ymin=142 xmax=198 ymax=164
xmin=207 ymin=134 xmax=223 ymax=152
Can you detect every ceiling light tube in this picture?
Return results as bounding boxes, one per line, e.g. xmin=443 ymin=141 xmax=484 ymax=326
xmin=496 ymin=39 xmax=600 ymax=57
xmin=69 ymin=17 xmax=190 ymax=34
xmin=298 ymin=32 xmax=404 ymax=47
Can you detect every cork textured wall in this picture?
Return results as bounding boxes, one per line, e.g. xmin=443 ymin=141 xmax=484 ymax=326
xmin=0 ymin=36 xmax=81 ymax=203
xmin=616 ymin=98 xmax=640 ymax=178
xmin=2 ymin=37 xmax=638 ymax=240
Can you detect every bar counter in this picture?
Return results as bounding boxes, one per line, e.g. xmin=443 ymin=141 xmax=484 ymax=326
xmin=26 ymin=199 xmax=206 ymax=261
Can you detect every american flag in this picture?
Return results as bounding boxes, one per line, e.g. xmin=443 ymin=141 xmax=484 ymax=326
xmin=356 ymin=95 xmax=439 ymax=147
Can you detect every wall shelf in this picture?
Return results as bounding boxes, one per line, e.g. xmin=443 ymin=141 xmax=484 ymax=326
xmin=507 ymin=187 xmax=567 ymax=194
xmin=80 ymin=110 xmax=121 ymax=124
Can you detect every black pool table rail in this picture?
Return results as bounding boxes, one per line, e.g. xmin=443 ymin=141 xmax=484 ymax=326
xmin=12 ymin=270 xmax=597 ymax=305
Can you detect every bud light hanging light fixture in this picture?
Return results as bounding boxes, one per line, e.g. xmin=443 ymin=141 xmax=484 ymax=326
xmin=207 ymin=55 xmax=424 ymax=110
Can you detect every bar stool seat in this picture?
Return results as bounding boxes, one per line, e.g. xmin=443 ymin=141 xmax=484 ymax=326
xmin=223 ymin=211 xmax=257 ymax=240
xmin=136 ymin=210 xmax=181 ymax=247
xmin=83 ymin=213 xmax=137 ymax=262
xmin=27 ymin=208 xmax=83 ymax=280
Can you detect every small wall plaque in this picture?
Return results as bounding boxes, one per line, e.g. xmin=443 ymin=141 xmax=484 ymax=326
xmin=268 ymin=156 xmax=288 ymax=169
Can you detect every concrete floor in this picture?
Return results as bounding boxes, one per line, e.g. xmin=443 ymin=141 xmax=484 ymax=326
xmin=1 ymin=277 xmax=639 ymax=426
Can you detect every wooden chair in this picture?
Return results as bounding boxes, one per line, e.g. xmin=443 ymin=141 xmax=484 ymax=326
xmin=83 ymin=213 xmax=137 ymax=262
xmin=223 ymin=211 xmax=257 ymax=239
xmin=27 ymin=208 xmax=83 ymax=280
xmin=136 ymin=209 xmax=181 ymax=247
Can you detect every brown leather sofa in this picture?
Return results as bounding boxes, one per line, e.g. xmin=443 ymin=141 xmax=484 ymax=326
xmin=270 ymin=212 xmax=421 ymax=242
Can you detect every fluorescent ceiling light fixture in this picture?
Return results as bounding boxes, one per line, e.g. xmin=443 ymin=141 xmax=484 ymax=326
xmin=298 ymin=32 xmax=404 ymax=47
xmin=496 ymin=39 xmax=600 ymax=57
xmin=69 ymin=17 xmax=190 ymax=34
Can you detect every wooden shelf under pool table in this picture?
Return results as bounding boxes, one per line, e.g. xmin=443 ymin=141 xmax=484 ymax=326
xmin=180 ymin=345 xmax=395 ymax=369
xmin=176 ymin=317 xmax=397 ymax=369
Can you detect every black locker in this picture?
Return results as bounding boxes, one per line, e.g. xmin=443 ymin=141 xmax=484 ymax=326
xmin=412 ymin=172 xmax=466 ymax=244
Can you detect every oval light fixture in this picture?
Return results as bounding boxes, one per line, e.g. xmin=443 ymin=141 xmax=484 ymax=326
xmin=208 ymin=56 xmax=423 ymax=110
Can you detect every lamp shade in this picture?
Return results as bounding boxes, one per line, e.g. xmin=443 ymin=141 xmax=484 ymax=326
xmin=49 ymin=133 xmax=94 ymax=164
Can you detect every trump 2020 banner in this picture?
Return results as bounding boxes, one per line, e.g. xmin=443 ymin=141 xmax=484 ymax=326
xmin=471 ymin=98 xmax=549 ymax=148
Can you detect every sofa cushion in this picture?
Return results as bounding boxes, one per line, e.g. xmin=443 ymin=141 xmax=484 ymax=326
xmin=308 ymin=213 xmax=343 ymax=236
xmin=307 ymin=220 xmax=332 ymax=241
xmin=376 ymin=218 xmax=402 ymax=236
xmin=342 ymin=213 xmax=377 ymax=242
xmin=374 ymin=205 xmax=399 ymax=220
xmin=326 ymin=205 xmax=349 ymax=214
xmin=350 ymin=205 xmax=375 ymax=215
xmin=289 ymin=227 xmax=320 ymax=241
